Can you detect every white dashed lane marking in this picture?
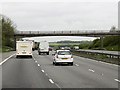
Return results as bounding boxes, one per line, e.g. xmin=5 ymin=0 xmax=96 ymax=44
xmin=38 ymin=64 xmax=40 ymax=66
xmin=114 ymin=79 xmax=120 ymax=83
xmin=49 ymin=79 xmax=54 ymax=84
xmin=41 ymin=70 xmax=45 ymax=73
xmin=75 ymin=64 xmax=79 ymax=66
xmin=88 ymin=69 xmax=95 ymax=72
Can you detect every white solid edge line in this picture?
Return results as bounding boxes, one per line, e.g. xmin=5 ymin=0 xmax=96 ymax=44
xmin=98 ymin=61 xmax=119 ymax=67
xmin=0 ymin=54 xmax=15 ymax=65
xmin=49 ymin=79 xmax=54 ymax=84
xmin=41 ymin=70 xmax=44 ymax=72
xmin=89 ymin=69 xmax=95 ymax=72
xmin=114 ymin=79 xmax=120 ymax=83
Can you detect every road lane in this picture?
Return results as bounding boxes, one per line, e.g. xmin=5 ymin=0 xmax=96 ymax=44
xmin=33 ymin=51 xmax=119 ymax=88
xmin=73 ymin=56 xmax=118 ymax=80
xmin=2 ymin=55 xmax=57 ymax=88
xmin=2 ymin=51 xmax=119 ymax=88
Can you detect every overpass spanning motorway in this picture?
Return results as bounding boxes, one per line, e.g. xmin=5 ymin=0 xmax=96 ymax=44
xmin=13 ymin=30 xmax=119 ymax=50
xmin=14 ymin=30 xmax=120 ymax=37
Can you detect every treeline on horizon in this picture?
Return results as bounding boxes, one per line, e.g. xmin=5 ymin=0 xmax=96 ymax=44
xmin=87 ymin=36 xmax=119 ymax=51
xmin=50 ymin=36 xmax=120 ymax=51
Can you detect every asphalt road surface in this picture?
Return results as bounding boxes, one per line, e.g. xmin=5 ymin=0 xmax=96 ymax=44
xmin=2 ymin=51 xmax=119 ymax=89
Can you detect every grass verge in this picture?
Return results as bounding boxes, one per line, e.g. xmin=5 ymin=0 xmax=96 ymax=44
xmin=0 ymin=48 xmax=2 ymax=52
xmin=2 ymin=46 xmax=13 ymax=52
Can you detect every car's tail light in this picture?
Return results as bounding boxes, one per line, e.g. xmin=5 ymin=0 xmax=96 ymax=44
xmin=56 ymin=55 xmax=58 ymax=58
xmin=71 ymin=55 xmax=73 ymax=58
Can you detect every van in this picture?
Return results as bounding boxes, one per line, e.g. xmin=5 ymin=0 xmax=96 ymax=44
xmin=38 ymin=41 xmax=49 ymax=55
xmin=16 ymin=41 xmax=33 ymax=58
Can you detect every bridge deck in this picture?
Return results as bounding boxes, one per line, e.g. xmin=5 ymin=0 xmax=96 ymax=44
xmin=14 ymin=30 xmax=120 ymax=37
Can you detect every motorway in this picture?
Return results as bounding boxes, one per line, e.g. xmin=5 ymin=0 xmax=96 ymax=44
xmin=1 ymin=51 xmax=120 ymax=89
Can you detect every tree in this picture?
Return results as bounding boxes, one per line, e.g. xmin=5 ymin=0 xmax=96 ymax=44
xmin=1 ymin=15 xmax=16 ymax=49
xmin=110 ymin=26 xmax=116 ymax=32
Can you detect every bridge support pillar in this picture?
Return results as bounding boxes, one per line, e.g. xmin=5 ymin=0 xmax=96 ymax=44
xmin=100 ymin=36 xmax=104 ymax=49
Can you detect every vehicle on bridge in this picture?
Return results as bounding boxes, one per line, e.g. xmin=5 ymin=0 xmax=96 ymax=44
xmin=16 ymin=41 xmax=33 ymax=58
xmin=73 ymin=46 xmax=79 ymax=50
xmin=38 ymin=41 xmax=49 ymax=55
xmin=53 ymin=50 xmax=73 ymax=65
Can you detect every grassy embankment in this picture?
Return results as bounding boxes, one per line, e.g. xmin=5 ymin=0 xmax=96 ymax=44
xmin=72 ymin=36 xmax=120 ymax=65
xmin=2 ymin=46 xmax=13 ymax=52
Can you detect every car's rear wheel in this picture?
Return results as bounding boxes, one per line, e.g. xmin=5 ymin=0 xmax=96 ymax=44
xmin=70 ymin=62 xmax=73 ymax=66
xmin=47 ymin=52 xmax=49 ymax=55
xmin=39 ymin=52 xmax=41 ymax=55
xmin=16 ymin=55 xmax=18 ymax=58
xmin=54 ymin=62 xmax=57 ymax=66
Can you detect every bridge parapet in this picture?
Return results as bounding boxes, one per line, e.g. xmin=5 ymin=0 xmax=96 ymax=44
xmin=15 ymin=30 xmax=112 ymax=34
xmin=14 ymin=30 xmax=120 ymax=37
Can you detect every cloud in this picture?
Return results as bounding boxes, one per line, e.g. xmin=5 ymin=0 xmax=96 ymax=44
xmin=2 ymin=2 xmax=118 ymax=31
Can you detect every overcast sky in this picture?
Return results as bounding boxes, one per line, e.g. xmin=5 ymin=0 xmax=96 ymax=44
xmin=1 ymin=0 xmax=118 ymax=42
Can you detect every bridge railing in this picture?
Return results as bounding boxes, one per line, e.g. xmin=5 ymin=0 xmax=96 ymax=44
xmin=72 ymin=49 xmax=120 ymax=59
xmin=15 ymin=30 xmax=112 ymax=35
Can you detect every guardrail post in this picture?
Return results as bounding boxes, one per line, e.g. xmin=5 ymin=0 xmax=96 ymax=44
xmin=100 ymin=36 xmax=104 ymax=49
xmin=14 ymin=36 xmax=16 ymax=51
xmin=118 ymin=56 xmax=120 ymax=59
xmin=109 ymin=54 xmax=112 ymax=58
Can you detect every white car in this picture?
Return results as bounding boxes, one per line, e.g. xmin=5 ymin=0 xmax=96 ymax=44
xmin=53 ymin=50 xmax=73 ymax=65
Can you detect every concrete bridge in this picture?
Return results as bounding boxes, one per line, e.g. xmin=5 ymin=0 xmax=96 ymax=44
xmin=14 ymin=30 xmax=120 ymax=37
xmin=13 ymin=30 xmax=120 ymax=50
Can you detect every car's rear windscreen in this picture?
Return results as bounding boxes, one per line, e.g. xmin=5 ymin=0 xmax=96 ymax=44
xmin=58 ymin=51 xmax=71 ymax=55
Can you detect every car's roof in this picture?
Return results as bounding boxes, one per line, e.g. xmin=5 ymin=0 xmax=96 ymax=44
xmin=56 ymin=49 xmax=70 ymax=52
